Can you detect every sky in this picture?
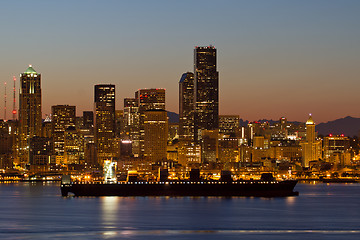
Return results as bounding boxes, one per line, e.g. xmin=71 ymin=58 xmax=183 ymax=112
xmin=0 ymin=0 xmax=359 ymax=123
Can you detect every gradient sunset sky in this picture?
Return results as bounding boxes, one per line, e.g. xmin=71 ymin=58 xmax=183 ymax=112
xmin=1 ymin=0 xmax=359 ymax=123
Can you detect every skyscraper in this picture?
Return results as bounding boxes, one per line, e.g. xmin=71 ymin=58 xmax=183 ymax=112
xmin=94 ymin=84 xmax=116 ymax=165
xmin=135 ymin=88 xmax=165 ymax=157
xmin=178 ymin=72 xmax=201 ymax=166
xmin=19 ymin=65 xmax=42 ymax=165
xmin=179 ymin=72 xmax=195 ymax=141
xmin=194 ymin=46 xmax=219 ymax=142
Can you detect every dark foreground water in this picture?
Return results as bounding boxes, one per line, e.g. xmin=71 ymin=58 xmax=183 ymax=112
xmin=0 ymin=183 xmax=359 ymax=240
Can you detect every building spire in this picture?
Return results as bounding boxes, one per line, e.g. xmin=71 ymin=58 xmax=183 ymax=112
xmin=306 ymin=114 xmax=315 ymax=125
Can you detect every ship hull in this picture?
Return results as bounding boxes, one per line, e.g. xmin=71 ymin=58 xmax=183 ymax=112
xmin=61 ymin=180 xmax=298 ymax=197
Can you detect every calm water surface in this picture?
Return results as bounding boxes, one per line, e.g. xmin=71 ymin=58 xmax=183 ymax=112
xmin=0 ymin=182 xmax=359 ymax=239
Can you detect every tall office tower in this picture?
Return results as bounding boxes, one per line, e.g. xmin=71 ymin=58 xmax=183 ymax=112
xmin=194 ymin=46 xmax=219 ymax=142
xmin=19 ymin=65 xmax=42 ymax=166
xmin=179 ymin=72 xmax=195 ymax=141
xmin=123 ymin=98 xmax=140 ymax=157
xmin=135 ymin=88 xmax=165 ymax=157
xmin=178 ymin=72 xmax=200 ymax=166
xmin=301 ymin=115 xmax=321 ymax=167
xmin=94 ymin=84 xmax=116 ymax=165
xmin=144 ymin=110 xmax=168 ymax=162
xmin=52 ymin=105 xmax=76 ymax=164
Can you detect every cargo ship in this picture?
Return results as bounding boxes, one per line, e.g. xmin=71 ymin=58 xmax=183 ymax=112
xmin=61 ymin=170 xmax=299 ymax=197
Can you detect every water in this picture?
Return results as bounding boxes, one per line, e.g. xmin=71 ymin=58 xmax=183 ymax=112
xmin=0 ymin=182 xmax=359 ymax=239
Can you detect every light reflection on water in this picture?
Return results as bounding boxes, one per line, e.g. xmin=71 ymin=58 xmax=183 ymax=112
xmin=101 ymin=197 xmax=119 ymax=226
xmin=0 ymin=183 xmax=359 ymax=239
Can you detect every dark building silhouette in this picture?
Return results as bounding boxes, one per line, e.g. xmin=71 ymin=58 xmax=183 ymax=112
xmin=29 ymin=136 xmax=52 ymax=166
xmin=83 ymin=111 xmax=94 ymax=130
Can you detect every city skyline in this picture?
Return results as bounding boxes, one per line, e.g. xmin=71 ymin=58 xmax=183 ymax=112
xmin=1 ymin=1 xmax=360 ymax=123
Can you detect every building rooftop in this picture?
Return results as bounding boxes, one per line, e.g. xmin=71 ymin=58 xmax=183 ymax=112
xmin=24 ymin=65 xmax=37 ymax=74
xmin=306 ymin=115 xmax=315 ymax=125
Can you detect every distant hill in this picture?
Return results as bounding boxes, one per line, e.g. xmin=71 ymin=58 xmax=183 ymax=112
xmin=239 ymin=119 xmax=302 ymax=126
xmin=316 ymin=116 xmax=360 ymax=137
xmin=166 ymin=113 xmax=360 ymax=137
xmin=167 ymin=111 xmax=179 ymax=123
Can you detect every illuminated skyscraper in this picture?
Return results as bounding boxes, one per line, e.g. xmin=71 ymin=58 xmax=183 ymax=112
xmin=94 ymin=84 xmax=116 ymax=165
xmin=52 ymin=105 xmax=76 ymax=163
xmin=179 ymin=72 xmax=195 ymax=141
xmin=194 ymin=46 xmax=219 ymax=142
xmin=135 ymin=88 xmax=165 ymax=157
xmin=19 ymin=65 xmax=42 ymax=165
xmin=178 ymin=72 xmax=201 ymax=166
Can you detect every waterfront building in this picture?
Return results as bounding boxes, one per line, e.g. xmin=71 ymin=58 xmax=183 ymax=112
xmin=19 ymin=65 xmax=42 ymax=166
xmin=94 ymin=84 xmax=116 ymax=165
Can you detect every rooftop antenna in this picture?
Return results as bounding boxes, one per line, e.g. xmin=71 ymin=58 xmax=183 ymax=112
xmin=4 ymin=82 xmax=7 ymax=120
xmin=12 ymin=76 xmax=17 ymax=120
